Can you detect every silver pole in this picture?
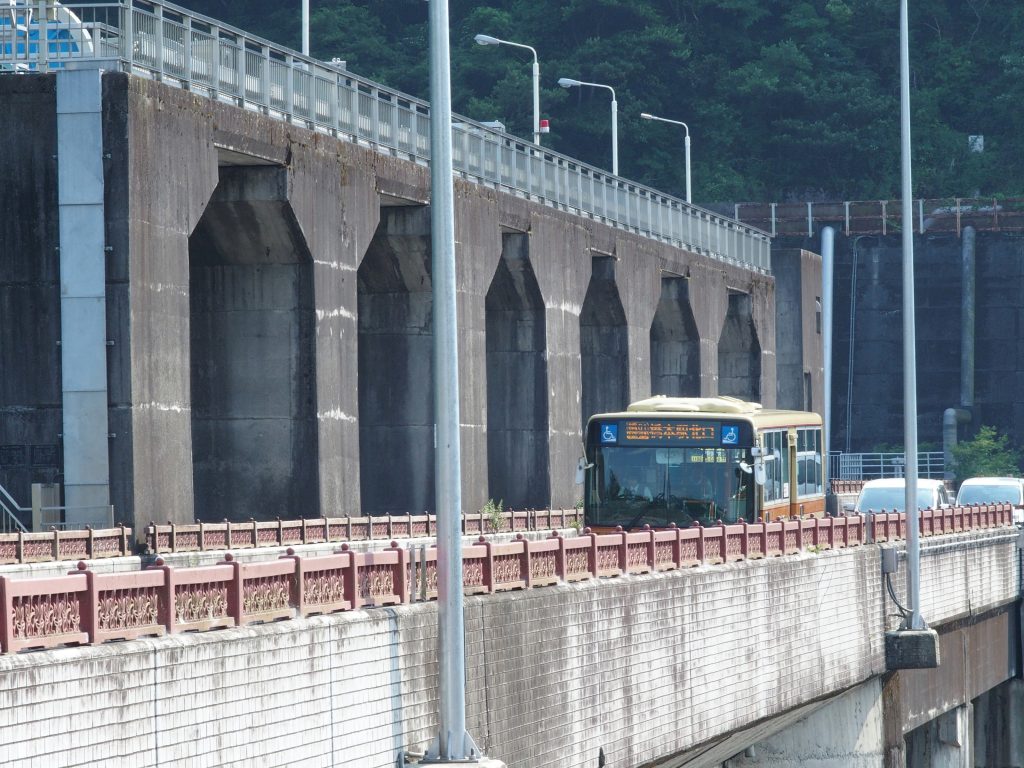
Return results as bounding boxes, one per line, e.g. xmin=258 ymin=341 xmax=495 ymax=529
xmin=301 ymin=0 xmax=309 ymax=55
xmin=683 ymin=130 xmax=692 ymax=204
xmin=427 ymin=0 xmax=477 ymax=761
xmin=822 ymin=226 xmax=834 ymax=493
xmin=899 ymin=0 xmax=923 ymax=631
xmin=610 ymin=95 xmax=618 ymax=176
xmin=532 ymin=57 xmax=541 ymax=145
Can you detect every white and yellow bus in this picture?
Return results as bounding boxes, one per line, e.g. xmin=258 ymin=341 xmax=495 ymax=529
xmin=581 ymin=396 xmax=824 ymax=530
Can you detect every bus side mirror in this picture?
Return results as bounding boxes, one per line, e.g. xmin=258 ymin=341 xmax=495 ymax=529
xmin=575 ymin=456 xmax=592 ymax=485
xmin=754 ymin=464 xmax=766 ymax=486
xmin=749 ymin=446 xmax=766 ymax=486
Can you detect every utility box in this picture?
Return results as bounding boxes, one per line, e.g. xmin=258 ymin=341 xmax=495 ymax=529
xmin=31 ymin=483 xmax=61 ymax=531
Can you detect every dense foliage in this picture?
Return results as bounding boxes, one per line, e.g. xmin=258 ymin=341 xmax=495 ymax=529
xmin=179 ymin=0 xmax=1024 ymax=204
xmin=951 ymin=426 xmax=1022 ymax=483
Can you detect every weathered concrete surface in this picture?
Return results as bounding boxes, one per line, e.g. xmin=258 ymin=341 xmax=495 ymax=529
xmin=724 ymin=681 xmax=886 ymax=768
xmin=2 ymin=72 xmax=795 ymax=531
xmin=778 ymin=229 xmax=1024 ymax=452
xmin=773 ymin=248 xmax=825 ymax=412
xmin=0 ymin=530 xmax=1016 ymax=768
xmin=973 ymin=678 xmax=1024 ymax=767
xmin=0 ymin=76 xmax=62 ymax=524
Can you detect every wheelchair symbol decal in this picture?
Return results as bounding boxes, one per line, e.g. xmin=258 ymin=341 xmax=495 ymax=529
xmin=600 ymin=424 xmax=618 ymax=443
xmin=721 ymin=425 xmax=739 ymax=445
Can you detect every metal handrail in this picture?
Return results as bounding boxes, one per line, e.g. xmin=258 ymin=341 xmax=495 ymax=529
xmin=0 ymin=484 xmax=29 ymax=533
xmin=829 ymin=451 xmax=947 ymax=481
xmin=0 ymin=0 xmax=771 ymax=273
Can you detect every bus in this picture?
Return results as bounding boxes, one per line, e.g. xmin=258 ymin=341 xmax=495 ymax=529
xmin=580 ymin=396 xmax=824 ymax=530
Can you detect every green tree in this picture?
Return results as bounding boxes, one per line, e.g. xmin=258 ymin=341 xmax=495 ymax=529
xmin=950 ymin=426 xmax=1022 ymax=483
xmin=174 ymin=0 xmax=1024 ymax=203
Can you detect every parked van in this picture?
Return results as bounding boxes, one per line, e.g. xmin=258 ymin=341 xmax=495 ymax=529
xmin=955 ymin=477 xmax=1024 ymax=524
xmin=852 ymin=478 xmax=950 ymax=515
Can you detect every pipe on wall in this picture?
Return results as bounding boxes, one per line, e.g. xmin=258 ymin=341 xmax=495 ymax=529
xmin=943 ymin=226 xmax=976 ymax=481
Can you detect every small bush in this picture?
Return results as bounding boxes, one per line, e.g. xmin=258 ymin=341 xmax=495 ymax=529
xmin=951 ymin=425 xmax=1021 ymax=483
xmin=481 ymin=498 xmax=504 ymax=532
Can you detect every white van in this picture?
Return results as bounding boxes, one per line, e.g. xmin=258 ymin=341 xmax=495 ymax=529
xmin=852 ymin=478 xmax=950 ymax=515
xmin=955 ymin=477 xmax=1024 ymax=524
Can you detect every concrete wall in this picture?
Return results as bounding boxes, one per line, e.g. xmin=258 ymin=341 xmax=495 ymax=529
xmin=1 ymin=72 xmax=805 ymax=532
xmin=773 ymin=248 xmax=824 ymax=414
xmin=0 ymin=76 xmax=62 ymax=523
xmin=776 ymin=229 xmax=1024 ymax=453
xmin=0 ymin=530 xmax=1016 ymax=768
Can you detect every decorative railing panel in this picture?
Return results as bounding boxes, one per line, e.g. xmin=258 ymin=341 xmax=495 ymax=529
xmin=0 ymin=526 xmax=133 ymax=565
xmin=1 ymin=505 xmax=1014 ymax=654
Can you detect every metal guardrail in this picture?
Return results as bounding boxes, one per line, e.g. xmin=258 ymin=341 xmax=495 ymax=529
xmin=828 ymin=451 xmax=946 ymax=481
xmin=0 ymin=0 xmax=771 ymax=272
xmin=736 ymin=198 xmax=1024 ymax=238
xmin=0 ymin=484 xmax=28 ymax=533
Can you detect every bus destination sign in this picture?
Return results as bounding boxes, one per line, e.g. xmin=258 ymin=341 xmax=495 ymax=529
xmin=621 ymin=419 xmax=718 ymax=445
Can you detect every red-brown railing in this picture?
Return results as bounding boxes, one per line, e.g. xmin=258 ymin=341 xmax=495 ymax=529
xmin=0 ymin=526 xmax=133 ymax=565
xmin=145 ymin=509 xmax=584 ymax=555
xmin=0 ymin=504 xmax=1013 ymax=655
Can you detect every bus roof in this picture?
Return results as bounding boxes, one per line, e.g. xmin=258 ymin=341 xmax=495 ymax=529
xmin=588 ymin=396 xmax=822 ymax=429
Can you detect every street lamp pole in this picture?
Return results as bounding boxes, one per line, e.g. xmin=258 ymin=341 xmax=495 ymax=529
xmin=640 ymin=112 xmax=691 ymax=204
xmin=558 ymin=77 xmax=618 ymax=176
xmin=474 ymin=34 xmax=541 ymax=144
xmin=301 ymin=0 xmax=309 ymax=55
xmin=899 ymin=0 xmax=924 ymax=632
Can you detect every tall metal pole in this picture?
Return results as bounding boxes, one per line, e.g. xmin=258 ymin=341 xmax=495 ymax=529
xmin=426 ymin=0 xmax=478 ymax=761
xmin=639 ymin=113 xmax=691 ymax=204
xmin=683 ymin=129 xmax=692 ymax=204
xmin=899 ymin=0 xmax=924 ymax=631
xmin=822 ymin=226 xmax=835 ymax=494
xmin=301 ymin=0 xmax=309 ymax=55
xmin=531 ymin=57 xmax=541 ymax=144
xmin=610 ymin=94 xmax=618 ymax=176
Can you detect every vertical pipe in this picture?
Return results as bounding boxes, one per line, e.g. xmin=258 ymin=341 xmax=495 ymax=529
xmin=899 ymin=0 xmax=923 ymax=631
xmin=960 ymin=226 xmax=976 ymax=409
xmin=57 ymin=67 xmax=112 ymax=529
xmin=822 ymin=227 xmax=835 ymax=498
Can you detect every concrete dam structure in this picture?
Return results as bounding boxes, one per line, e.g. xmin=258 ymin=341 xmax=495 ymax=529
xmin=0 ymin=70 xmax=821 ymax=534
xmin=769 ymin=225 xmax=1024 ymax=456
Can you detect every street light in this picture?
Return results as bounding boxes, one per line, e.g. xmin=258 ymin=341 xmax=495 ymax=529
xmin=474 ymin=33 xmax=542 ymax=145
xmin=640 ymin=112 xmax=692 ymax=204
xmin=558 ymin=77 xmax=618 ymax=176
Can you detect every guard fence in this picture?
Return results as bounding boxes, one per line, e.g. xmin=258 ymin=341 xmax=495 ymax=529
xmin=0 ymin=509 xmax=583 ymax=565
xmin=0 ymin=503 xmax=1013 ymax=654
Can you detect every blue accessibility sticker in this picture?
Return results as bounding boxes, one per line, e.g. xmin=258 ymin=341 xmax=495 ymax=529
xmin=600 ymin=423 xmax=618 ymax=443
xmin=720 ymin=425 xmax=739 ymax=445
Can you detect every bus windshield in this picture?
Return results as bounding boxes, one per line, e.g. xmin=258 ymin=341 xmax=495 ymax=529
xmin=586 ymin=445 xmax=756 ymax=529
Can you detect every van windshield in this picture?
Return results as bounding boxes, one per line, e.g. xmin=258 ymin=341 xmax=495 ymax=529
xmin=956 ymin=483 xmax=1023 ymax=506
xmin=856 ymin=486 xmax=935 ymax=513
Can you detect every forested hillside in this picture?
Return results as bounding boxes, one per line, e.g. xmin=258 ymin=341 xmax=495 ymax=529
xmin=177 ymin=0 xmax=1024 ymax=205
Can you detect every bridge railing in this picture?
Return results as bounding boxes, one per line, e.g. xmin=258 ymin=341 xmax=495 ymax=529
xmin=735 ymin=198 xmax=1024 ymax=237
xmin=143 ymin=509 xmax=583 ymax=555
xmin=1 ymin=505 xmax=1013 ymax=654
xmin=0 ymin=0 xmax=770 ymax=272
xmin=0 ymin=525 xmax=133 ymax=564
